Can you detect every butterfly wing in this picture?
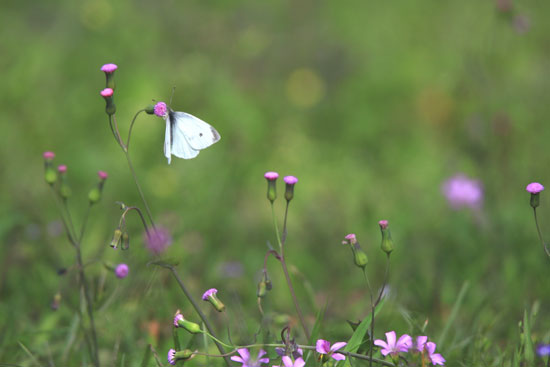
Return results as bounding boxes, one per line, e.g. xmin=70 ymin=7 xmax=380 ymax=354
xmin=172 ymin=111 xmax=221 ymax=151
xmin=164 ymin=119 xmax=172 ymax=164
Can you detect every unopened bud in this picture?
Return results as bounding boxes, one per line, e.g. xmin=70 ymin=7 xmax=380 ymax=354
xmin=110 ymin=228 xmax=123 ymax=249
xmin=202 ymin=288 xmax=225 ymax=312
xmin=100 ymin=88 xmax=116 ymax=116
xmin=353 ymin=244 xmax=368 ymax=269
xmin=264 ymin=171 xmax=279 ymax=203
xmin=121 ymin=231 xmax=130 ymax=250
xmin=257 ymin=280 xmax=268 ymax=298
xmin=145 ymin=104 xmax=155 ymax=114
xmin=45 ymin=167 xmax=57 ymax=185
xmin=89 ymin=171 xmax=108 ymax=204
xmin=379 ymin=220 xmax=394 ymax=255
xmin=284 ymin=176 xmax=298 ymax=201
xmin=58 ymin=165 xmax=71 ymax=199
xmin=173 ymin=312 xmax=201 ymax=334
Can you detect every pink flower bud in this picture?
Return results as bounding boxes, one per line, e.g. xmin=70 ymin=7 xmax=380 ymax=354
xmin=378 ymin=220 xmax=389 ymax=230
xmin=115 ymin=263 xmax=129 ymax=278
xmin=264 ymin=171 xmax=279 ymax=181
xmin=57 ymin=165 xmax=67 ymax=173
xmin=284 ymin=176 xmax=298 ymax=185
xmin=154 ymin=102 xmax=167 ymax=117
xmin=100 ymin=88 xmax=113 ymax=98
xmin=43 ymin=151 xmax=55 ymax=160
xmin=526 ymin=182 xmax=544 ymax=194
xmin=100 ymin=63 xmax=118 ymax=73
xmin=97 ymin=171 xmax=108 ymax=180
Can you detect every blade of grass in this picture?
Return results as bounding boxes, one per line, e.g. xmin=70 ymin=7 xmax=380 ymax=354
xmin=140 ymin=344 xmax=152 ymax=367
xmin=438 ymin=281 xmax=470 ymax=347
xmin=17 ymin=341 xmax=41 ymax=367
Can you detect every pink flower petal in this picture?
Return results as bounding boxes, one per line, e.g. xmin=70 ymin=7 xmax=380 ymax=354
xmin=331 ymin=353 xmax=346 ymax=361
xmin=385 ymin=331 xmax=397 ymax=348
xmin=282 ymin=356 xmax=293 ymax=367
xmin=237 ymin=348 xmax=250 ymax=360
xmin=230 ymin=356 xmax=244 ymax=363
xmin=330 ymin=342 xmax=347 ymax=352
xmin=316 ymin=339 xmax=330 ymax=354
xmin=294 ymin=357 xmax=306 ymax=367
xmin=430 ymin=353 xmax=446 ymax=366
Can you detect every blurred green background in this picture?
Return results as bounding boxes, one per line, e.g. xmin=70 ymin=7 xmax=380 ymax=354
xmin=2 ymin=0 xmax=550 ymax=365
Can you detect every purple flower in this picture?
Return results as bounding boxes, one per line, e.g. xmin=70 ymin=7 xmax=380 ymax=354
xmin=425 ymin=342 xmax=445 ymax=366
xmin=230 ymin=348 xmax=269 ymax=367
xmin=167 ymin=349 xmax=176 ymax=365
xmin=57 ymin=165 xmax=67 ymax=174
xmin=264 ymin=171 xmax=279 ymax=181
xmin=526 ymin=182 xmax=544 ymax=194
xmin=442 ymin=174 xmax=483 ymax=209
xmin=97 ymin=171 xmax=108 ymax=180
xmin=173 ymin=311 xmax=184 ymax=327
xmin=343 ymin=233 xmax=357 ymax=245
xmin=43 ymin=151 xmax=55 ymax=160
xmin=537 ymin=344 xmax=550 ymax=357
xmin=101 ymin=63 xmax=118 ymax=73
xmin=316 ymin=339 xmax=347 ymax=361
xmin=154 ymin=102 xmax=167 ymax=117
xmin=100 ymin=88 xmax=113 ymax=98
xmin=202 ymin=288 xmax=218 ymax=300
xmin=273 ymin=356 xmax=305 ymax=367
xmin=378 ymin=220 xmax=389 ymax=230
xmin=144 ymin=227 xmax=172 ymax=255
xmin=284 ymin=176 xmax=298 ymax=185
xmin=374 ymin=331 xmax=412 ymax=357
xmin=415 ymin=336 xmax=428 ymax=352
xmin=115 ymin=263 xmax=129 ymax=278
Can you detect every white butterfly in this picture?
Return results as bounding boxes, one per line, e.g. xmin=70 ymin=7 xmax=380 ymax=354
xmin=162 ymin=109 xmax=221 ymax=164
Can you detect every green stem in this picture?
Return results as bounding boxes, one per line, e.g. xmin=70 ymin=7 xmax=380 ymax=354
xmin=533 ymin=208 xmax=550 ymax=258
xmin=362 ymin=268 xmax=375 ymax=367
xmin=79 ymin=204 xmax=92 ymax=243
xmin=201 ymin=331 xmax=234 ymax=349
xmin=125 ymin=109 xmax=146 ymax=149
xmin=271 ymin=202 xmax=282 ymax=251
xmin=168 ymin=267 xmax=231 ymax=367
xmin=124 ymin=151 xmax=156 ymax=229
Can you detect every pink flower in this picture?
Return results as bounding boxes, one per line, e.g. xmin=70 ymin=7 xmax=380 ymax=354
xmin=425 ymin=342 xmax=445 ymax=366
xmin=202 ymin=288 xmax=218 ymax=300
xmin=342 ymin=233 xmax=357 ymax=245
xmin=264 ymin=171 xmax=279 ymax=181
xmin=97 ymin=171 xmax=108 ymax=180
xmin=442 ymin=174 xmax=483 ymax=209
xmin=173 ymin=311 xmax=184 ymax=327
xmin=43 ymin=151 xmax=55 ymax=160
xmin=378 ymin=220 xmax=389 ymax=230
xmin=144 ymin=227 xmax=172 ymax=255
xmin=115 ymin=263 xmax=129 ymax=278
xmin=100 ymin=63 xmax=118 ymax=73
xmin=100 ymin=88 xmax=113 ymax=98
xmin=284 ymin=176 xmax=298 ymax=185
xmin=231 ymin=348 xmax=269 ymax=367
xmin=415 ymin=336 xmax=428 ymax=352
xmin=526 ymin=182 xmax=544 ymax=194
xmin=374 ymin=331 xmax=412 ymax=356
xmin=167 ymin=349 xmax=176 ymax=365
xmin=154 ymin=102 xmax=167 ymax=117
xmin=316 ymin=339 xmax=347 ymax=361
xmin=273 ymin=356 xmax=305 ymax=367
xmin=57 ymin=165 xmax=67 ymax=173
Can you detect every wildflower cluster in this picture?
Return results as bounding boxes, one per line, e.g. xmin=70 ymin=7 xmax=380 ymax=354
xmin=375 ymin=331 xmax=445 ymax=366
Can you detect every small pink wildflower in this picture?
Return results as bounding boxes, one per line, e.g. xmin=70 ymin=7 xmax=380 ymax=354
xmin=100 ymin=88 xmax=113 ymax=98
xmin=264 ymin=171 xmax=279 ymax=181
xmin=415 ymin=336 xmax=428 ymax=352
xmin=442 ymin=174 xmax=483 ymax=209
xmin=97 ymin=171 xmax=108 ymax=180
xmin=425 ymin=342 xmax=445 ymax=366
xmin=100 ymin=63 xmax=118 ymax=73
xmin=230 ymin=348 xmax=269 ymax=367
xmin=115 ymin=263 xmax=129 ymax=278
xmin=378 ymin=220 xmax=389 ymax=230
xmin=202 ymin=288 xmax=218 ymax=300
xmin=273 ymin=356 xmax=305 ymax=367
xmin=43 ymin=151 xmax=55 ymax=160
xmin=173 ymin=311 xmax=184 ymax=327
xmin=167 ymin=348 xmax=176 ymax=365
xmin=154 ymin=102 xmax=167 ymax=117
xmin=144 ymin=227 xmax=172 ymax=255
xmin=316 ymin=339 xmax=347 ymax=361
xmin=343 ymin=233 xmax=357 ymax=245
xmin=284 ymin=176 xmax=298 ymax=185
xmin=526 ymin=182 xmax=544 ymax=194
xmin=57 ymin=165 xmax=67 ymax=173
xmin=374 ymin=331 xmax=412 ymax=357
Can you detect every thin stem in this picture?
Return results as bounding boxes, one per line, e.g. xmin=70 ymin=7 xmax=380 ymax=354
xmin=362 ymin=269 xmax=375 ymax=367
xmin=124 ymin=151 xmax=156 ymax=229
xmin=125 ymin=109 xmax=146 ymax=149
xmin=533 ymin=208 xmax=550 ymax=258
xmin=201 ymin=331 xmax=234 ymax=349
xmin=109 ymin=115 xmax=126 ymax=151
xmin=282 ymin=200 xmax=290 ymax=244
xmin=375 ymin=255 xmax=391 ymax=308
xmin=168 ymin=267 xmax=231 ymax=367
xmin=280 ymin=258 xmax=310 ymax=340
xmin=270 ymin=202 xmax=282 ymax=251
xmin=79 ymin=204 xmax=92 ymax=243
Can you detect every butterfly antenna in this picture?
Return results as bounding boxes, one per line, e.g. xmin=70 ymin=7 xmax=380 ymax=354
xmin=169 ymin=86 xmax=176 ymax=106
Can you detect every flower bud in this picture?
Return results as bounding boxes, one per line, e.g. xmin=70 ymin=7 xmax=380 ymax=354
xmin=110 ymin=228 xmax=122 ymax=249
xmin=121 ymin=231 xmax=130 ymax=250
xmin=284 ymin=176 xmax=298 ymax=201
xmin=173 ymin=312 xmax=201 ymax=334
xmin=89 ymin=171 xmax=108 ymax=204
xmin=202 ymin=288 xmax=225 ymax=312
xmin=58 ymin=165 xmax=71 ymax=199
xmin=379 ymin=220 xmax=394 ymax=255
xmin=264 ymin=171 xmax=279 ymax=203
xmin=100 ymin=63 xmax=118 ymax=90
xmin=526 ymin=182 xmax=544 ymax=208
xmin=145 ymin=104 xmax=155 ymax=114
xmin=44 ymin=167 xmax=57 ymax=185
xmin=115 ymin=263 xmax=129 ymax=278
xmin=168 ymin=348 xmax=195 ymax=365
xmin=257 ymin=280 xmax=268 ymax=298
xmin=100 ymin=88 xmax=116 ymax=116
xmin=353 ymin=244 xmax=368 ymax=269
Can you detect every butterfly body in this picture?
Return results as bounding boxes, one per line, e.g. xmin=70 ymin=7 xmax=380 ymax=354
xmin=163 ymin=110 xmax=220 ymax=164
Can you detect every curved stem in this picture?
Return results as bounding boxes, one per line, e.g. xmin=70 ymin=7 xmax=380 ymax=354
xmin=79 ymin=204 xmax=92 ymax=243
xmin=125 ymin=109 xmax=146 ymax=149
xmin=533 ymin=208 xmax=550 ymax=258
xmin=271 ymin=202 xmax=282 ymax=251
xmin=124 ymin=151 xmax=156 ymax=229
xmin=280 ymin=258 xmax=310 ymax=340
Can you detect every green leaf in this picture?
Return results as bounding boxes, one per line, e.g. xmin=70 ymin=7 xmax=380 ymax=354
xmin=140 ymin=344 xmax=153 ymax=367
xmin=344 ymin=297 xmax=386 ymax=355
xmin=523 ymin=309 xmax=535 ymax=363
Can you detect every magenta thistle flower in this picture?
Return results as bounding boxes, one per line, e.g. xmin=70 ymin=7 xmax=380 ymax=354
xmin=97 ymin=171 xmax=108 ymax=180
xmin=342 ymin=233 xmax=357 ymax=245
xmin=154 ymin=102 xmax=168 ymax=117
xmin=415 ymin=336 xmax=428 ymax=352
xmin=100 ymin=63 xmax=118 ymax=73
xmin=231 ymin=348 xmax=269 ymax=367
xmin=284 ymin=176 xmax=298 ymax=185
xmin=115 ymin=263 xmax=129 ymax=278
xmin=374 ymin=331 xmax=412 ymax=357
xmin=144 ymin=227 xmax=172 ymax=255
xmin=264 ymin=171 xmax=279 ymax=181
xmin=173 ymin=312 xmax=184 ymax=327
xmin=442 ymin=174 xmax=483 ymax=209
xmin=273 ymin=356 xmax=305 ymax=367
xmin=167 ymin=349 xmax=176 ymax=365
xmin=378 ymin=220 xmax=388 ymax=230
xmin=100 ymin=88 xmax=113 ymax=98
xmin=202 ymin=288 xmax=218 ymax=300
xmin=425 ymin=342 xmax=445 ymax=365
xmin=57 ymin=165 xmax=67 ymax=173
xmin=43 ymin=151 xmax=55 ymax=160
xmin=316 ymin=339 xmax=347 ymax=361
xmin=526 ymin=182 xmax=544 ymax=194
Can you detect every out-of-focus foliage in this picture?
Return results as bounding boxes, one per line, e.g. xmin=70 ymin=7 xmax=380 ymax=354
xmin=2 ymin=0 xmax=550 ymax=365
